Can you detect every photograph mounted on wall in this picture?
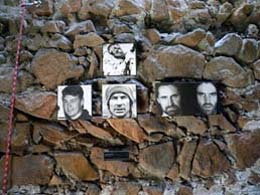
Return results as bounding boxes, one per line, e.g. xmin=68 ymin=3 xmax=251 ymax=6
xmin=103 ymin=43 xmax=136 ymax=76
xmin=102 ymin=84 xmax=137 ymax=118
xmin=155 ymin=81 xmax=219 ymax=117
xmin=57 ymin=85 xmax=92 ymax=121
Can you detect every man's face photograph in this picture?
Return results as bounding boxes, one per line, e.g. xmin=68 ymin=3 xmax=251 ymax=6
xmin=102 ymin=84 xmax=137 ymax=118
xmin=196 ymin=82 xmax=218 ymax=115
xmin=157 ymin=85 xmax=181 ymax=116
xmin=108 ymin=92 xmax=131 ymax=118
xmin=108 ymin=44 xmax=125 ymax=59
xmin=63 ymin=94 xmax=83 ymax=119
xmin=57 ymin=85 xmax=92 ymax=120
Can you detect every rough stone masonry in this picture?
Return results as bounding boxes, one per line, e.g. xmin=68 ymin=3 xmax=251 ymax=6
xmin=0 ymin=0 xmax=260 ymax=194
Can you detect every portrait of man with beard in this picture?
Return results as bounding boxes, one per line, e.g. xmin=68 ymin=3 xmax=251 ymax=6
xmin=102 ymin=84 xmax=137 ymax=118
xmin=196 ymin=82 xmax=218 ymax=115
xmin=156 ymin=84 xmax=182 ymax=117
xmin=103 ymin=43 xmax=136 ymax=76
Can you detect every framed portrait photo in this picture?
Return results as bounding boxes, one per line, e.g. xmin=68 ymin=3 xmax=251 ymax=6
xmin=103 ymin=43 xmax=136 ymax=76
xmin=102 ymin=84 xmax=137 ymax=118
xmin=57 ymin=85 xmax=92 ymax=121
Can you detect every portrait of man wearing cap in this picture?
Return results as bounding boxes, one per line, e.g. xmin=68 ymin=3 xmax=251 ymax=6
xmin=102 ymin=84 xmax=137 ymax=118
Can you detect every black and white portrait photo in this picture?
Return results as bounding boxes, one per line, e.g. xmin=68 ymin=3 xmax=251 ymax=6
xmin=156 ymin=83 xmax=182 ymax=117
xmin=57 ymin=85 xmax=92 ymax=121
xmin=196 ymin=82 xmax=218 ymax=115
xmin=102 ymin=84 xmax=137 ymax=118
xmin=103 ymin=43 xmax=136 ymax=76
xmin=155 ymin=81 xmax=219 ymax=116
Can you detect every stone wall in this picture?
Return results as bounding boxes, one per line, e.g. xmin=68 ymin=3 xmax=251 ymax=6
xmin=0 ymin=0 xmax=260 ymax=194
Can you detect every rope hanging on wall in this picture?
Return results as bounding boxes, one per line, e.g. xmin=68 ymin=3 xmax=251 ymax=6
xmin=1 ymin=1 xmax=29 ymax=194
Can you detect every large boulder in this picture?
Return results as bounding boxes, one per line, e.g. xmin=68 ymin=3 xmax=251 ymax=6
xmin=140 ymin=45 xmax=206 ymax=82
xmin=203 ymin=56 xmax=253 ymax=88
xmin=31 ymin=49 xmax=84 ymax=89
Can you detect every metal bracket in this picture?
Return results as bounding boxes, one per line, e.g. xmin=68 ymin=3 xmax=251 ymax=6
xmin=104 ymin=150 xmax=129 ymax=161
xmin=20 ymin=0 xmax=42 ymax=7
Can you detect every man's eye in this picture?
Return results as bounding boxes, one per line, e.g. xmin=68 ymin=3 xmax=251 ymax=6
xmin=197 ymin=92 xmax=204 ymax=96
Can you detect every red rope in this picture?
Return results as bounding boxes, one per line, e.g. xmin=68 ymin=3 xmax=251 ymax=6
xmin=1 ymin=1 xmax=26 ymax=194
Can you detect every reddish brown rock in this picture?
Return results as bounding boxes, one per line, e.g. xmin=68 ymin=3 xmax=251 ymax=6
xmin=15 ymin=90 xmax=56 ymax=120
xmin=33 ymin=123 xmax=76 ymax=146
xmin=203 ymin=56 xmax=253 ymax=88
xmin=70 ymin=120 xmax=123 ymax=145
xmin=145 ymin=28 xmax=161 ymax=44
xmin=175 ymin=28 xmax=206 ymax=48
xmin=58 ymin=0 xmax=82 ymax=16
xmin=237 ymin=117 xmax=260 ymax=131
xmin=29 ymin=0 xmax=54 ymax=16
xmin=208 ymin=115 xmax=236 ymax=133
xmin=178 ymin=140 xmax=198 ymax=180
xmin=73 ymin=33 xmax=104 ymax=49
xmin=90 ymin=147 xmax=135 ymax=177
xmin=78 ymin=0 xmax=115 ymax=21
xmin=192 ymin=139 xmax=230 ymax=178
xmin=55 ymin=152 xmax=98 ymax=181
xmin=139 ymin=142 xmax=176 ymax=178
xmin=0 ymin=155 xmax=54 ymax=186
xmin=107 ymin=119 xmax=148 ymax=143
xmin=112 ymin=182 xmax=141 ymax=195
xmin=112 ymin=0 xmax=145 ymax=17
xmin=143 ymin=186 xmax=163 ymax=195
xmin=41 ymin=20 xmax=66 ymax=33
xmin=166 ymin=163 xmax=179 ymax=182
xmin=225 ymin=129 xmax=260 ymax=169
xmin=174 ymin=116 xmax=207 ymax=135
xmin=31 ymin=49 xmax=84 ymax=89
xmin=177 ymin=186 xmax=193 ymax=195
xmin=141 ymin=45 xmax=205 ymax=82
xmin=0 ymin=123 xmax=30 ymax=154
xmin=0 ymin=67 xmax=34 ymax=93
xmin=138 ymin=114 xmax=180 ymax=137
xmin=169 ymin=7 xmax=185 ymax=23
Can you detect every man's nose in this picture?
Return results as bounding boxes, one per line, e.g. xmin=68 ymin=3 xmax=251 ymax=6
xmin=204 ymin=95 xmax=211 ymax=103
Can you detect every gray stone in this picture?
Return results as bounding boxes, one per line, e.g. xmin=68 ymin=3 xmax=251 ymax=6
xmin=141 ymin=45 xmax=206 ymax=82
xmin=139 ymin=142 xmax=176 ymax=178
xmin=0 ymin=123 xmax=30 ymax=154
xmin=0 ymin=67 xmax=34 ymax=93
xmin=65 ymin=20 xmax=96 ymax=38
xmin=216 ymin=2 xmax=233 ymax=25
xmin=192 ymin=139 xmax=230 ymax=177
xmin=225 ymin=129 xmax=260 ymax=169
xmin=237 ymin=38 xmax=259 ymax=64
xmin=214 ymin=33 xmax=242 ymax=56
xmin=198 ymin=31 xmax=215 ymax=54
xmin=0 ymin=155 xmax=54 ymax=186
xmin=252 ymin=59 xmax=260 ymax=80
xmin=31 ymin=49 xmax=84 ymax=89
xmin=203 ymin=56 xmax=253 ymax=88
